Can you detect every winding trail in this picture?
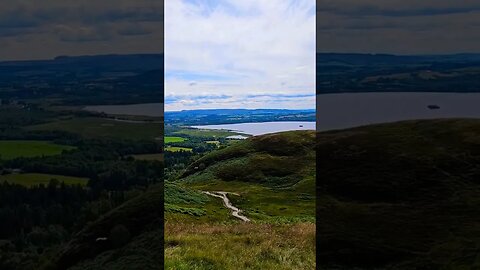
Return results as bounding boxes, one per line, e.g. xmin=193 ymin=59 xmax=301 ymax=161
xmin=203 ymin=191 xmax=250 ymax=222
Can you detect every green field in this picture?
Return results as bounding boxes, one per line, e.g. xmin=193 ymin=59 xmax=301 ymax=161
xmin=0 ymin=140 xmax=75 ymax=160
xmin=0 ymin=173 xmax=88 ymax=187
xmin=165 ymin=146 xmax=192 ymax=152
xmin=27 ymin=117 xmax=162 ymax=141
xmin=133 ymin=153 xmax=164 ymax=161
xmin=165 ymin=136 xmax=187 ymax=143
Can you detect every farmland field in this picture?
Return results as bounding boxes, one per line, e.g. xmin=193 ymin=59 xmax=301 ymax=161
xmin=0 ymin=173 xmax=88 ymax=187
xmin=27 ymin=117 xmax=162 ymax=141
xmin=165 ymin=146 xmax=192 ymax=152
xmin=165 ymin=136 xmax=187 ymax=143
xmin=0 ymin=140 xmax=75 ymax=160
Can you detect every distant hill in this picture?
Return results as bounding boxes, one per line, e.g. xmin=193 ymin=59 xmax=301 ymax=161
xmin=165 ymin=109 xmax=315 ymax=125
xmin=317 ymin=53 xmax=480 ymax=66
xmin=318 ymin=119 xmax=480 ymax=269
xmin=0 ymin=54 xmax=164 ymax=105
xmin=317 ymin=53 xmax=480 ymax=93
xmin=1 ymin=54 xmax=163 ymax=70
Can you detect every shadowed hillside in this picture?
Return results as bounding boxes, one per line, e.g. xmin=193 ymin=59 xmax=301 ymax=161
xmin=43 ymin=185 xmax=163 ymax=270
xmin=318 ymin=119 xmax=480 ymax=269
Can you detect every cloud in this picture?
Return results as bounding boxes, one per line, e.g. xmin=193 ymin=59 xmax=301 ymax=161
xmin=165 ymin=0 xmax=315 ymax=111
xmin=317 ymin=0 xmax=480 ymax=17
xmin=0 ymin=1 xmax=163 ymax=60
xmin=316 ymin=0 xmax=480 ymax=54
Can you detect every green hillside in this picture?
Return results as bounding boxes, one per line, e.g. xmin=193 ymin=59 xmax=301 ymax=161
xmin=165 ymin=131 xmax=316 ymax=269
xmin=176 ymin=130 xmax=316 ymax=222
xmin=318 ymin=119 xmax=480 ymax=269
xmin=181 ymin=130 xmax=316 ymax=187
xmin=43 ymin=185 xmax=163 ymax=270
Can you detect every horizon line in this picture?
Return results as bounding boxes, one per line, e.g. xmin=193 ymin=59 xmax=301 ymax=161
xmin=164 ymin=108 xmax=316 ymax=113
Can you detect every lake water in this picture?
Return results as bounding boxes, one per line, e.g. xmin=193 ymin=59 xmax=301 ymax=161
xmin=191 ymin=121 xmax=316 ymax=136
xmin=84 ymin=103 xmax=163 ymax=117
xmin=316 ymin=92 xmax=480 ymax=131
xmin=83 ymin=92 xmax=480 ymax=133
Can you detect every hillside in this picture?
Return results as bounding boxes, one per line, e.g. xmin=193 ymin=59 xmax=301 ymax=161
xmin=318 ymin=119 xmax=480 ymax=269
xmin=181 ymin=130 xmax=316 ymax=187
xmin=43 ymin=184 xmax=163 ymax=270
xmin=165 ymin=131 xmax=316 ymax=269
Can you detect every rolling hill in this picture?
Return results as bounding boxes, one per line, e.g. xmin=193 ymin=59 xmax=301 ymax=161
xmin=318 ymin=119 xmax=480 ymax=269
xmin=43 ymin=185 xmax=163 ymax=270
xmin=180 ymin=130 xmax=316 ymax=188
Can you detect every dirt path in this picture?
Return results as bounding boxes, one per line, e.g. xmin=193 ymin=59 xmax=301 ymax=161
xmin=203 ymin=191 xmax=250 ymax=222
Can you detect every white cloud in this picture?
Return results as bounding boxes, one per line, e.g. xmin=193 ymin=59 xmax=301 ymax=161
xmin=165 ymin=0 xmax=315 ymax=111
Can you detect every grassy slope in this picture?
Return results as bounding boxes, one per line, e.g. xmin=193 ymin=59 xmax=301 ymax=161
xmin=0 ymin=140 xmax=75 ymax=160
xmin=318 ymin=119 xmax=480 ymax=269
xmin=177 ymin=130 xmax=316 ymax=222
xmin=43 ymin=184 xmax=163 ymax=270
xmin=165 ymin=131 xmax=316 ymax=270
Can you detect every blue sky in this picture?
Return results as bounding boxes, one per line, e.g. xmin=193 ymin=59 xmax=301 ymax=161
xmin=165 ymin=0 xmax=316 ymax=111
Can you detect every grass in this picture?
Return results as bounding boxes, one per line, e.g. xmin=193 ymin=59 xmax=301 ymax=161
xmin=166 ymin=146 xmax=192 ymax=152
xmin=181 ymin=131 xmax=316 ymax=187
xmin=27 ymin=117 xmax=162 ymax=141
xmin=182 ymin=179 xmax=315 ymax=223
xmin=0 ymin=173 xmax=88 ymax=187
xmin=165 ymin=136 xmax=187 ymax=143
xmin=132 ymin=153 xmax=164 ymax=161
xmin=0 ymin=140 xmax=75 ymax=160
xmin=164 ymin=222 xmax=315 ymax=270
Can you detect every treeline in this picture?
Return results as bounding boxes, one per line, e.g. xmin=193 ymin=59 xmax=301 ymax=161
xmin=164 ymin=151 xmax=196 ymax=180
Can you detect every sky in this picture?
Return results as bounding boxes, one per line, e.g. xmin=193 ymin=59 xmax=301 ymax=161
xmin=0 ymin=0 xmax=163 ymax=61
xmin=165 ymin=0 xmax=316 ymax=111
xmin=317 ymin=0 xmax=480 ymax=54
